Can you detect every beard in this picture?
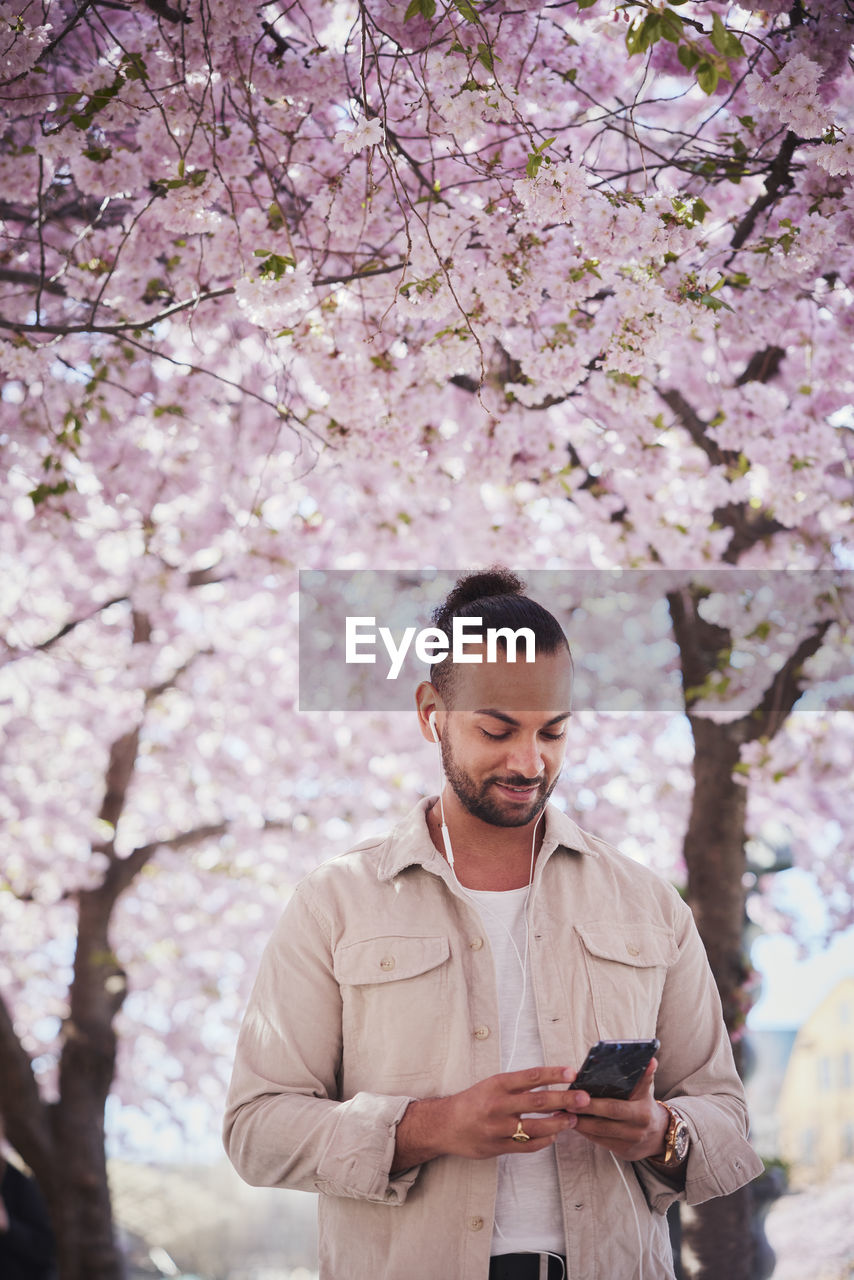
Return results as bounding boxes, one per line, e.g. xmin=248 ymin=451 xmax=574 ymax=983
xmin=440 ymin=735 xmax=559 ymax=827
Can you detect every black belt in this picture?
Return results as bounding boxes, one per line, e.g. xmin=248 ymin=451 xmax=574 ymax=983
xmin=489 ymin=1254 xmax=566 ymax=1280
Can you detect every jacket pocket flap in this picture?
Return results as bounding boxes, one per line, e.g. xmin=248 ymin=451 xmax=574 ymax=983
xmin=577 ymin=924 xmax=677 ymax=968
xmin=333 ymin=935 xmax=450 ymax=985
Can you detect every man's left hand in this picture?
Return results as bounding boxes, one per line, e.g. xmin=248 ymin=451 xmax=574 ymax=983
xmin=571 ymin=1059 xmax=669 ymax=1162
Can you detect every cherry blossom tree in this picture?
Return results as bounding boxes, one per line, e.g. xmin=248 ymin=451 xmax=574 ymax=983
xmin=1 ymin=0 xmax=852 ymax=1277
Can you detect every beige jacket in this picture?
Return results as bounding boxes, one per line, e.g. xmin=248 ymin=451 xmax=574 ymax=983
xmin=223 ymin=799 xmax=763 ymax=1280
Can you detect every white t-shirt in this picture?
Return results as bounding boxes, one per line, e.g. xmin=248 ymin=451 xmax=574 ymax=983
xmin=466 ymin=885 xmax=566 ymax=1258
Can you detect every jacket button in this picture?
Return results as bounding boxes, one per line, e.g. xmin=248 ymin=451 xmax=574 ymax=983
xmin=379 ymin=957 xmax=395 ymax=970
xmin=469 ymin=1217 xmax=484 ymax=1231
xmin=474 ymin=1025 xmax=490 ymax=1040
xmin=626 ymin=944 xmax=640 ymax=957
xmin=470 ymin=937 xmax=484 ymax=950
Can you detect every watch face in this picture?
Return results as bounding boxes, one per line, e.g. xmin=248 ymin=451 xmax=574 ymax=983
xmin=672 ymin=1121 xmax=690 ymax=1162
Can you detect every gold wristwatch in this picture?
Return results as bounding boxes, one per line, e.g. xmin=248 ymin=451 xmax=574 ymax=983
xmin=649 ymin=1101 xmax=690 ymax=1169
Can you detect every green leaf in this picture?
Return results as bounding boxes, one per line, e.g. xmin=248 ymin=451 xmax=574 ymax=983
xmin=576 ymin=0 xmax=598 ymax=8
xmin=699 ymin=293 xmax=733 ymax=312
xmin=525 ymin=135 xmax=556 ymax=179
xmin=526 ymin=152 xmax=544 ymax=179
xmin=404 ymin=0 xmax=436 ymax=20
xmin=66 ymin=55 xmax=146 ymax=130
xmin=124 ymin=52 xmax=148 ymax=82
xmin=476 ymin=42 xmax=497 ymax=72
xmin=710 ymin=13 xmax=744 ymax=59
xmin=709 ymin=14 xmax=728 ymax=54
xmin=29 ymin=480 xmax=72 ymax=506
xmin=660 ymin=9 xmax=684 ymax=43
xmin=696 ymin=60 xmax=719 ymax=94
xmin=626 ymin=13 xmax=662 ymax=55
xmin=254 ymin=250 xmax=296 ymax=279
xmin=692 ymin=197 xmax=710 ymax=223
xmin=677 ymin=43 xmax=700 ymax=70
xmin=451 ymin=0 xmax=479 ymax=22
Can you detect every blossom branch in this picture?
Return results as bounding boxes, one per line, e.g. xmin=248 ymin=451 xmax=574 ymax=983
xmin=726 ymin=130 xmax=800 ymax=257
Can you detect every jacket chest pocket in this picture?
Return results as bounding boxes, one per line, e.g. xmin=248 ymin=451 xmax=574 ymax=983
xmin=576 ymin=924 xmax=678 ymax=1040
xmin=334 ymin=935 xmax=451 ymax=1091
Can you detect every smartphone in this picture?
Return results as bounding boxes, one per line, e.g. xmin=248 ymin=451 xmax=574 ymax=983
xmin=569 ymin=1038 xmax=660 ymax=1100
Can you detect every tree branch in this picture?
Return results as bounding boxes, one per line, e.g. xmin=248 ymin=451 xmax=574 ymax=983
xmin=666 ymin=586 xmax=732 ymax=709
xmin=0 ymin=991 xmax=56 ymax=1192
xmin=103 ymin=822 xmax=228 ymax=898
xmin=0 ymin=262 xmax=410 ymax=337
xmin=0 ymin=287 xmax=235 ymax=337
xmin=736 ymin=618 xmax=834 ymax=741
xmin=144 ymin=646 xmax=214 ymax=704
xmin=2 ymin=570 xmax=232 ymax=668
xmin=0 ymin=268 xmax=67 ymax=297
xmin=97 ymin=728 xmax=142 ymax=835
xmin=657 ymin=387 xmax=737 ymax=470
xmin=313 ymin=261 xmax=408 ymax=285
xmin=1 ymin=596 xmax=130 ymax=667
xmin=726 ymin=131 xmax=800 ymax=259
xmin=735 ymin=345 xmax=785 ymax=386
xmin=657 ymin=381 xmax=787 ymax=562
xmin=669 ymin=587 xmax=835 ymax=742
xmin=261 ymin=20 xmax=291 ymax=59
xmin=103 ymin=815 xmax=289 ymax=900
xmin=144 ymin=0 xmax=191 ymax=23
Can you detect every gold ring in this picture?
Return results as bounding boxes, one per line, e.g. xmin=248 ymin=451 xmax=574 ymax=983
xmin=511 ymin=1120 xmax=531 ymax=1143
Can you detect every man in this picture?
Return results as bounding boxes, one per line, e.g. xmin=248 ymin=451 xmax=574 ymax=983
xmin=224 ymin=569 xmax=763 ymax=1280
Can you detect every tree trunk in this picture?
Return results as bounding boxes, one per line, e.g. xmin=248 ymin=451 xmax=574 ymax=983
xmin=683 ymin=718 xmax=750 ymax=1064
xmin=668 ymin=586 xmax=831 ymax=1280
xmin=48 ymin=884 xmax=128 ymax=1280
xmin=680 ymin=715 xmax=755 ymax=1280
xmin=0 ymin=879 xmax=127 ymax=1280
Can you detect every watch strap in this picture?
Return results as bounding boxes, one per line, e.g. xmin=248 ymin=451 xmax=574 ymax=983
xmin=649 ymin=1101 xmax=690 ymax=1169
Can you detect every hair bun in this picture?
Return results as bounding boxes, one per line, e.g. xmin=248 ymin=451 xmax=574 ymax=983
xmin=442 ymin=567 xmax=526 ymax=614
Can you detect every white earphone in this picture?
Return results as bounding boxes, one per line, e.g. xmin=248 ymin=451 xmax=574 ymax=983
xmin=428 ymin=711 xmax=456 ymax=866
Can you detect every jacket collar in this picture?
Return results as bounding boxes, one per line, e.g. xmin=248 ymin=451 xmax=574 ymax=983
xmin=376 ymin=796 xmax=600 ymax=883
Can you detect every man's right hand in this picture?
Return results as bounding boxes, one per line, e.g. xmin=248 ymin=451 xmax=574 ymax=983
xmin=391 ymin=1066 xmax=588 ymax=1172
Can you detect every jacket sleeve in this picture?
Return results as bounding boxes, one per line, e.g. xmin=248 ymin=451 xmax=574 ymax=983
xmin=634 ymin=891 xmax=765 ymax=1214
xmin=222 ymin=884 xmax=419 ymax=1204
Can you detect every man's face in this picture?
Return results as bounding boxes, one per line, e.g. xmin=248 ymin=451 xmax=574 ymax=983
xmin=439 ymin=645 xmax=572 ymax=828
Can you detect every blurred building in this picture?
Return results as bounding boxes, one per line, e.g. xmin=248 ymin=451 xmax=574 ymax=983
xmin=778 ymin=976 xmax=854 ymax=1184
xmin=743 ymin=1027 xmax=797 ymax=1159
